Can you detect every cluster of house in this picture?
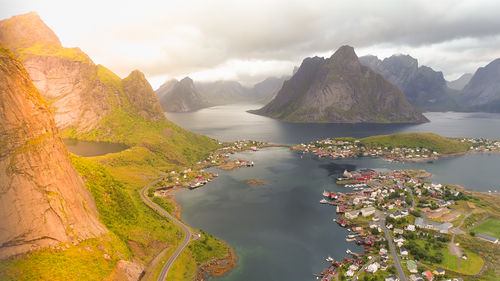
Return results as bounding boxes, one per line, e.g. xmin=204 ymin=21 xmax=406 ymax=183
xmin=291 ymin=138 xmax=441 ymax=162
xmin=319 ymin=168 xmax=472 ymax=281
xmin=198 ymin=140 xmax=263 ymax=167
xmin=461 ymin=137 xmax=500 ymax=153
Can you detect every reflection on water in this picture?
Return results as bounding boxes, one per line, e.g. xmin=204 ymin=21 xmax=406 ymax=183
xmin=63 ymin=139 xmax=128 ymax=157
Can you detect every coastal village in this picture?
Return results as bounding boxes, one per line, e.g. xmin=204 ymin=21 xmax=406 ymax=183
xmin=147 ymin=137 xmax=500 ymax=281
xmin=291 ymin=136 xmax=500 ymax=162
xmin=316 ymin=167 xmax=500 ymax=281
xmin=153 ymin=140 xmax=267 ymax=195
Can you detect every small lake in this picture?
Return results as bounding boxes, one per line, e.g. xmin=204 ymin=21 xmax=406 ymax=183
xmin=63 ymin=139 xmax=128 ymax=157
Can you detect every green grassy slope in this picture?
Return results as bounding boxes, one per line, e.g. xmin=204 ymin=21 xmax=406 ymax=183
xmin=361 ymin=133 xmax=469 ymax=154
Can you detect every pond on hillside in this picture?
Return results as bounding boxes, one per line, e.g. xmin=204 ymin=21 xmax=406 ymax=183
xmin=63 ymin=139 xmax=128 ymax=157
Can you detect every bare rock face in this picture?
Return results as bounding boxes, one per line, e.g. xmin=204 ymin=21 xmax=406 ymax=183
xmin=0 ymin=12 xmax=166 ymax=135
xmin=252 ymin=46 xmax=428 ymax=123
xmin=104 ymin=260 xmax=145 ymax=281
xmin=0 ymin=45 xmax=107 ymax=260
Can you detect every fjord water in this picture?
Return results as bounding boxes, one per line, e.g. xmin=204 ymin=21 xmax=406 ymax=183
xmin=63 ymin=139 xmax=128 ymax=156
xmin=165 ymin=104 xmax=500 ymax=143
xmin=170 ymin=104 xmax=500 ymax=281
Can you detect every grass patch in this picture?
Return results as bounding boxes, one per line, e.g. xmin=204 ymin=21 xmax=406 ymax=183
xmin=471 ymin=218 xmax=500 ymax=238
xmin=361 ymin=133 xmax=469 ymax=154
xmin=442 ymin=248 xmax=483 ymax=275
xmin=0 ymin=233 xmax=128 ymax=281
xmin=188 ymin=230 xmax=228 ymax=266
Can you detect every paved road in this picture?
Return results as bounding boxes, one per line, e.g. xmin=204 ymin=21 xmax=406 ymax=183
xmin=141 ymin=181 xmax=193 ymax=281
xmin=381 ymin=216 xmax=407 ymax=281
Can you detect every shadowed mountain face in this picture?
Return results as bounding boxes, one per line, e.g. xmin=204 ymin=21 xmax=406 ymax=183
xmin=0 ymin=12 xmax=165 ymax=135
xmin=251 ymin=46 xmax=428 ymax=123
xmin=359 ymin=54 xmax=457 ymax=110
xmin=0 ymin=45 xmax=107 ymax=259
xmin=460 ymin=59 xmax=500 ymax=112
xmin=156 ymin=76 xmax=288 ymax=112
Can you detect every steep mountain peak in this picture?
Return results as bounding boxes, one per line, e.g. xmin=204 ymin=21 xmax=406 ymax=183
xmin=180 ymin=76 xmax=194 ymax=85
xmin=329 ymin=45 xmax=361 ymax=73
xmin=0 ymin=12 xmax=61 ymax=52
xmin=122 ymin=69 xmax=165 ymax=122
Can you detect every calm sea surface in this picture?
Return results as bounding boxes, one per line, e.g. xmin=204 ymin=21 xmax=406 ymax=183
xmin=169 ymin=105 xmax=500 ymax=281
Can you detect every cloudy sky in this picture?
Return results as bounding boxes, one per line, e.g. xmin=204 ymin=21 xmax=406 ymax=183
xmin=2 ymin=0 xmax=500 ymax=89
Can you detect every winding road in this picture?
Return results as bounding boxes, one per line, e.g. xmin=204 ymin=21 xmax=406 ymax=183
xmin=141 ymin=181 xmax=193 ymax=281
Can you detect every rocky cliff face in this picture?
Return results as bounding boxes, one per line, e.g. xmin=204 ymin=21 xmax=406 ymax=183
xmin=359 ymin=54 xmax=456 ymax=110
xmin=460 ymin=59 xmax=500 ymax=112
xmin=0 ymin=45 xmax=107 ymax=259
xmin=251 ymin=46 xmax=427 ymax=123
xmin=158 ymin=77 xmax=209 ymax=112
xmin=0 ymin=12 xmax=166 ymax=136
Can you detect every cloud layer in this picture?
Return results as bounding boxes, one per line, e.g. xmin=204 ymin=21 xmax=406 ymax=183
xmin=2 ymin=0 xmax=500 ymax=88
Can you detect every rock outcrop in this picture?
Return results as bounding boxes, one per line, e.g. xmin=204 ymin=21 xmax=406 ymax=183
xmin=251 ymin=46 xmax=427 ymax=123
xmin=0 ymin=12 xmax=165 ymax=135
xmin=359 ymin=54 xmax=456 ymax=110
xmin=0 ymin=45 xmax=107 ymax=259
xmin=460 ymin=58 xmax=500 ymax=112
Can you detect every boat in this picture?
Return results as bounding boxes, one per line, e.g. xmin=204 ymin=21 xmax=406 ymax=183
xmin=320 ymin=199 xmax=329 ymax=204
xmin=322 ymin=190 xmax=330 ymax=197
xmin=326 ymin=256 xmax=333 ymax=262
xmin=346 ymin=237 xmax=356 ymax=242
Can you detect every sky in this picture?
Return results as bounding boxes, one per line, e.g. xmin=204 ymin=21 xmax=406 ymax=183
xmin=2 ymin=0 xmax=500 ymax=89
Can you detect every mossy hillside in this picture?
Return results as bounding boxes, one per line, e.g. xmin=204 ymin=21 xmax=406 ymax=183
xmin=17 ymin=42 xmax=92 ymax=63
xmin=70 ymin=155 xmax=183 ymax=262
xmin=361 ymin=133 xmax=470 ymax=154
xmin=0 ymin=233 xmax=129 ymax=281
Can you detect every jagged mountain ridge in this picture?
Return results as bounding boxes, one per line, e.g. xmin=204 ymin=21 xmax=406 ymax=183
xmin=156 ymin=76 xmax=288 ymax=112
xmin=359 ymin=54 xmax=457 ymax=110
xmin=251 ymin=46 xmax=428 ymax=123
xmin=0 ymin=45 xmax=107 ymax=259
xmin=0 ymin=12 xmax=164 ymax=135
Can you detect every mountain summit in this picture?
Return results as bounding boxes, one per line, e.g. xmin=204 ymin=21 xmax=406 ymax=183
xmin=251 ymin=45 xmax=428 ymax=123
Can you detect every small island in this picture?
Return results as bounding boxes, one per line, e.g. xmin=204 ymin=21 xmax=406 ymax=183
xmin=245 ymin=179 xmax=268 ymax=186
xmin=292 ymin=133 xmax=500 ymax=162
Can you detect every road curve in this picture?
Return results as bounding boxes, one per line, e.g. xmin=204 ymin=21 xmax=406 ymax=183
xmin=141 ymin=181 xmax=193 ymax=281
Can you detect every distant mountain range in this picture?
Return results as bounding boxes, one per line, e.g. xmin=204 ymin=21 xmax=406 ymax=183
xmin=250 ymin=46 xmax=428 ymax=123
xmin=359 ymin=54 xmax=458 ymax=110
xmin=359 ymin=54 xmax=500 ymax=113
xmin=155 ymin=76 xmax=288 ymax=112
